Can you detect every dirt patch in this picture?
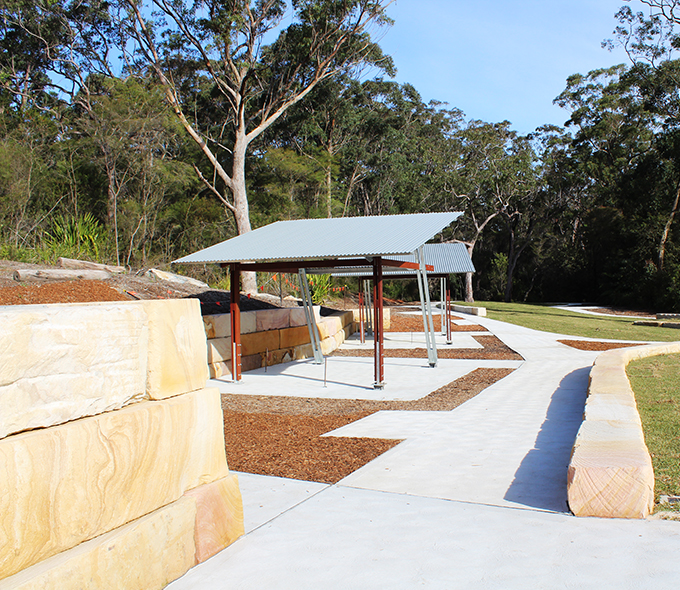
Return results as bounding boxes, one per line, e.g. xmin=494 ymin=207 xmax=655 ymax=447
xmin=222 ymin=367 xmax=514 ymax=483
xmin=558 ymin=339 xmax=646 ymax=351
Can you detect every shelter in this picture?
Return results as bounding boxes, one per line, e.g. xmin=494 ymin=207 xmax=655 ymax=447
xmin=174 ymin=212 xmax=463 ymax=388
xmin=311 ymin=242 xmax=475 ymax=359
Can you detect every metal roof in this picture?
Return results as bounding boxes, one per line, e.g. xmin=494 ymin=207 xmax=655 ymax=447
xmin=173 ymin=212 xmax=462 ymax=264
xmin=311 ymin=242 xmax=475 ymax=276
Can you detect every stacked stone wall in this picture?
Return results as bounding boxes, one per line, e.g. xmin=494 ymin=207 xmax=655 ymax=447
xmin=0 ymin=299 xmax=244 ymax=589
xmin=203 ymin=307 xmax=355 ymax=378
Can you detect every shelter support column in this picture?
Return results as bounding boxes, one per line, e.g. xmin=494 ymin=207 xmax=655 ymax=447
xmin=446 ymin=276 xmax=452 ymax=345
xmin=373 ymin=257 xmax=384 ymax=389
xmin=230 ymin=263 xmax=242 ymax=381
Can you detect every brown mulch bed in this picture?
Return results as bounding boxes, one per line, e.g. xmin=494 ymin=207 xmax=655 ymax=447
xmin=389 ymin=312 xmax=487 ymax=333
xmin=222 ymin=367 xmax=515 ymax=483
xmin=332 ymin=335 xmax=523 ymax=361
xmin=0 ymin=280 xmax=130 ymax=305
xmin=558 ymin=339 xmax=646 ymax=351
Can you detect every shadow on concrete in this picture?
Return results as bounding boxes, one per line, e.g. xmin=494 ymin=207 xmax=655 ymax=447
xmin=503 ymin=367 xmax=590 ymax=513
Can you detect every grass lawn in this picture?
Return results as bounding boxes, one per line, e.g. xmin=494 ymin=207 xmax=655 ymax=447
xmin=456 ymin=300 xmax=680 ymax=342
xmin=627 ymin=354 xmax=680 ymax=509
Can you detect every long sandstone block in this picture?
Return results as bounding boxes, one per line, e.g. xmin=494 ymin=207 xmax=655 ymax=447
xmin=241 ymin=330 xmax=280 ymax=357
xmin=184 ymin=474 xmax=244 ymax=564
xmin=241 ymin=311 xmax=257 ymax=334
xmin=0 ymin=388 xmax=228 ymax=579
xmin=0 ymin=303 xmax=149 ymax=439
xmin=142 ymin=299 xmax=208 ymax=399
xmin=583 ymin=394 xmax=641 ymax=424
xmin=256 ymin=309 xmax=290 ymax=332
xmin=207 ymin=337 xmax=232 ymax=364
xmin=280 ymin=326 xmax=311 ymax=348
xmin=568 ymin=436 xmax=654 ymax=519
xmin=0 ymin=497 xmax=198 ymax=590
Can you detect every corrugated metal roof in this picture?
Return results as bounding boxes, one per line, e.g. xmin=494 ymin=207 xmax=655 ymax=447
xmin=387 ymin=243 xmax=475 ymax=274
xmin=173 ymin=212 xmax=462 ymax=264
xmin=312 ymin=243 xmax=475 ymax=276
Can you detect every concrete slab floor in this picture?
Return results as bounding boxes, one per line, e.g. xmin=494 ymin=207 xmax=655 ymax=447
xmin=209 ymin=357 xmax=521 ymax=401
xmin=339 ymin=331 xmax=485 ymax=350
xmin=169 ymin=316 xmax=680 ymax=589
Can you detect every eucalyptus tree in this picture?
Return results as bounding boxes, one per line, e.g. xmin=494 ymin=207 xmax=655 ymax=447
xmin=116 ymin=0 xmax=394 ymax=290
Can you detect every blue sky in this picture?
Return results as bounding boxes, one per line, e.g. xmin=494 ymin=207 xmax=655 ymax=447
xmin=376 ymin=0 xmax=645 ymax=134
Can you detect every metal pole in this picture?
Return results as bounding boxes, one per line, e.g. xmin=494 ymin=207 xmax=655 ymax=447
xmin=446 ymin=276 xmax=452 ymax=345
xmin=359 ymin=291 xmax=365 ymax=344
xmin=373 ymin=257 xmax=384 ymax=389
xmin=230 ymin=263 xmax=242 ymax=382
xmin=440 ymin=277 xmax=446 ymax=335
xmin=416 ymin=246 xmax=438 ymax=367
xmin=299 ymin=268 xmax=323 ymax=364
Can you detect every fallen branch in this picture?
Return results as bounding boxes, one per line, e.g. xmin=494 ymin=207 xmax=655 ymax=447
xmin=57 ymin=257 xmax=125 ymax=273
xmin=13 ymin=269 xmax=112 ymax=281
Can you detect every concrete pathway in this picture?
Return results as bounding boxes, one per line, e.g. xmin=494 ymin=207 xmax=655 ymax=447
xmin=168 ymin=315 xmax=680 ymax=589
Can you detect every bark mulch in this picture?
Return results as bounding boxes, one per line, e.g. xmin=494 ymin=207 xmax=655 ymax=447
xmin=558 ymin=339 xmax=646 ymax=351
xmin=0 ymin=280 xmax=130 ymax=305
xmin=331 ymin=335 xmax=523 ymax=361
xmin=222 ymin=367 xmax=515 ymax=484
xmin=389 ymin=312 xmax=487 ymax=333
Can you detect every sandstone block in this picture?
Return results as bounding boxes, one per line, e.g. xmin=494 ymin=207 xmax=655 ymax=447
xmin=184 ymin=474 xmax=244 ymax=564
xmin=241 ymin=330 xmax=280 ymax=357
xmin=293 ymin=343 xmax=314 ymax=360
xmin=584 ymin=394 xmax=641 ymax=424
xmin=567 ymin=439 xmax=654 ymax=518
xmin=142 ymin=299 xmax=208 ymax=399
xmin=289 ymin=307 xmax=320 ymax=327
xmin=241 ymin=311 xmax=257 ymax=335
xmin=0 ymin=303 xmax=149 ymax=439
xmin=209 ymin=361 xmax=231 ymax=379
xmin=207 ymin=337 xmax=232 ymax=364
xmin=0 ymin=388 xmax=228 ymax=579
xmin=256 ymin=309 xmax=290 ymax=332
xmin=320 ymin=337 xmax=336 ymax=356
xmin=0 ymin=497 xmax=197 ymax=590
xmin=588 ymin=367 xmax=633 ymax=395
xmin=241 ymin=354 xmax=262 ymax=372
xmin=203 ymin=314 xmax=231 ymax=339
xmin=280 ymin=326 xmax=311 ymax=348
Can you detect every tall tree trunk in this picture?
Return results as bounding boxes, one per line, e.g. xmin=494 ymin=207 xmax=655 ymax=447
xmin=659 ymin=185 xmax=680 ymax=271
xmin=231 ymin=133 xmax=257 ymax=293
xmin=325 ymin=141 xmax=334 ymax=218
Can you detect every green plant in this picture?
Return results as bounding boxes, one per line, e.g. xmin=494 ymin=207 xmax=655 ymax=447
xmin=44 ymin=213 xmax=105 ymax=261
xmin=308 ymin=274 xmax=331 ymax=304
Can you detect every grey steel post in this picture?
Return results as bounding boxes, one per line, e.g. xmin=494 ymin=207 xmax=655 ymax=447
xmin=416 ymin=246 xmax=438 ymax=367
xmin=298 ymin=268 xmax=324 ymax=364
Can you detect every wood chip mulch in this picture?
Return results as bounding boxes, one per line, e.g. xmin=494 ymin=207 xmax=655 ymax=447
xmin=222 ymin=367 xmax=515 ymax=483
xmin=388 ymin=313 xmax=487 ymax=333
xmin=331 ymin=335 xmax=523 ymax=361
xmin=0 ymin=280 xmax=130 ymax=305
xmin=558 ymin=340 xmax=646 ymax=351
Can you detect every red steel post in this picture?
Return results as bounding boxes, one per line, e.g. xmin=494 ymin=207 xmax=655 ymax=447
xmin=230 ymin=263 xmax=242 ymax=381
xmin=359 ymin=291 xmax=365 ymax=344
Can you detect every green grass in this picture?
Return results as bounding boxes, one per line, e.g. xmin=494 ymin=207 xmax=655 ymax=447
xmin=627 ymin=355 xmax=680 ymax=509
xmin=456 ymin=300 xmax=680 ymax=342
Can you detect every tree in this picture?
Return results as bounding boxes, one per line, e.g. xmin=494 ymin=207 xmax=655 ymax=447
xmin=119 ymin=0 xmax=393 ymax=290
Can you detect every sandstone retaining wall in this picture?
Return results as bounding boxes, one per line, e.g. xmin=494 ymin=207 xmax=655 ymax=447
xmin=567 ymin=342 xmax=680 ymax=519
xmin=0 ymin=299 xmax=244 ymax=589
xmin=203 ymin=307 xmax=355 ymax=378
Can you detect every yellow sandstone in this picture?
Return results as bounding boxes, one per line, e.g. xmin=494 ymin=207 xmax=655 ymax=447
xmin=0 ymin=388 xmax=228 ymax=579
xmin=0 ymin=303 xmax=149 ymax=439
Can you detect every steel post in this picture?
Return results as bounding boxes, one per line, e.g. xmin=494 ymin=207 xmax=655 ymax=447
xmin=230 ymin=263 xmax=242 ymax=382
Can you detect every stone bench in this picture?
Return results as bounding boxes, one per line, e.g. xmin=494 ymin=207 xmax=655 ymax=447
xmin=567 ymin=342 xmax=680 ymax=518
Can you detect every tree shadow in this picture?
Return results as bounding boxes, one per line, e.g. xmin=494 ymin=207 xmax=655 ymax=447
xmin=503 ymin=367 xmax=590 ymax=513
